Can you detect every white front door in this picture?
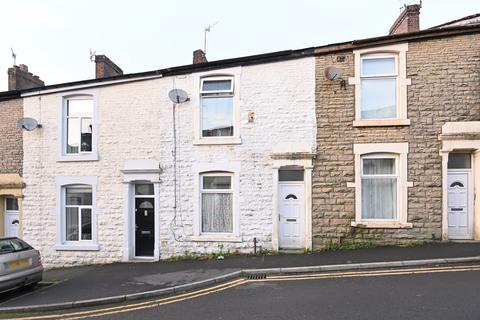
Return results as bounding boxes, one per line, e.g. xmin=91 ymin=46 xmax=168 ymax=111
xmin=4 ymin=198 xmax=19 ymax=238
xmin=448 ymin=171 xmax=473 ymax=239
xmin=278 ymin=182 xmax=305 ymax=249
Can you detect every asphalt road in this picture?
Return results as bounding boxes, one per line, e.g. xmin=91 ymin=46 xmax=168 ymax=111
xmin=106 ymin=268 xmax=480 ymax=320
xmin=4 ymin=265 xmax=480 ymax=320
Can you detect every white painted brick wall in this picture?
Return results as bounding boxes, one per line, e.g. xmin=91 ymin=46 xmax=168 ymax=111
xmin=22 ymin=57 xmax=315 ymax=268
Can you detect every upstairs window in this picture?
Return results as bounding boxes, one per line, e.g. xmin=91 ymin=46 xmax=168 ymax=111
xmin=200 ymin=78 xmax=234 ymax=137
xmin=360 ymin=55 xmax=397 ymax=120
xmin=66 ymin=97 xmax=93 ymax=154
xmin=350 ymin=43 xmax=410 ymax=127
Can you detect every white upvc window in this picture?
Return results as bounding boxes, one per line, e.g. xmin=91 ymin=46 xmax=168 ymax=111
xmin=55 ymin=176 xmax=99 ymax=251
xmin=58 ymin=93 xmax=98 ymax=161
xmin=200 ymin=77 xmax=234 ymax=138
xmin=200 ymin=172 xmax=233 ymax=234
xmin=351 ymin=143 xmax=412 ymax=229
xmin=361 ymin=154 xmax=398 ymax=220
xmin=65 ymin=186 xmax=92 ymax=242
xmin=360 ymin=55 xmax=398 ymax=120
xmin=349 ymin=43 xmax=411 ymax=127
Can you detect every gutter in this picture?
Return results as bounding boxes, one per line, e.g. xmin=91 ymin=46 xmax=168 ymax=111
xmin=21 ymin=74 xmax=164 ymax=97
xmin=314 ymin=25 xmax=480 ymax=55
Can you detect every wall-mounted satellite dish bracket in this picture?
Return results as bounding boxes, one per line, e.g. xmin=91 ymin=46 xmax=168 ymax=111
xmin=324 ymin=66 xmax=347 ymax=90
xmin=168 ymin=89 xmax=190 ymax=104
xmin=16 ymin=118 xmax=42 ymax=131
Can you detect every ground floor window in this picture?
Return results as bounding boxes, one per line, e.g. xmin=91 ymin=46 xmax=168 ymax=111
xmin=352 ymin=143 xmax=411 ymax=228
xmin=65 ymin=186 xmax=92 ymax=241
xmin=200 ymin=173 xmax=233 ymax=233
xmin=361 ymin=155 xmax=398 ymax=220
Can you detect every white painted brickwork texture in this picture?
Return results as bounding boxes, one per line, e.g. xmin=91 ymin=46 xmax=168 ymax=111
xmin=22 ymin=58 xmax=315 ymax=268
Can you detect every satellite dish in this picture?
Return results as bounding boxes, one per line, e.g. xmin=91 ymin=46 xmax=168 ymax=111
xmin=168 ymin=89 xmax=189 ymax=104
xmin=16 ymin=118 xmax=42 ymax=131
xmin=324 ymin=67 xmax=343 ymax=81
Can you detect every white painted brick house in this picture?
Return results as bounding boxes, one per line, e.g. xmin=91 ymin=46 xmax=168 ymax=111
xmin=20 ymin=51 xmax=316 ymax=268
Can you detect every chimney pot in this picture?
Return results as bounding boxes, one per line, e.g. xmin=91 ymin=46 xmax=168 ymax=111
xmin=193 ymin=49 xmax=208 ymax=64
xmin=94 ymin=55 xmax=123 ymax=79
xmin=7 ymin=64 xmax=44 ymax=91
xmin=389 ymin=4 xmax=421 ymax=35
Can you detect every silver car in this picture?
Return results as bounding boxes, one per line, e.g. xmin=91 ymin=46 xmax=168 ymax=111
xmin=0 ymin=237 xmax=43 ymax=293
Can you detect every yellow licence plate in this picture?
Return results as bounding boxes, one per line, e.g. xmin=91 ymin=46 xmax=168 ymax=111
xmin=8 ymin=259 xmax=29 ymax=270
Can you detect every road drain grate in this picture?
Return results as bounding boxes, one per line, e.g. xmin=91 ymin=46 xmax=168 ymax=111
xmin=247 ymin=274 xmax=267 ymax=280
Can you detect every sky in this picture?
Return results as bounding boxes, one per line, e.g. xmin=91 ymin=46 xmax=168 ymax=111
xmin=0 ymin=0 xmax=479 ymax=91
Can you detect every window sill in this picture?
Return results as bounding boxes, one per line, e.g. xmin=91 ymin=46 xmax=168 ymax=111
xmin=191 ymin=235 xmax=242 ymax=242
xmin=353 ymin=119 xmax=411 ymax=127
xmin=193 ymin=137 xmax=242 ymax=146
xmin=57 ymin=153 xmax=99 ymax=162
xmin=351 ymin=221 xmax=413 ymax=229
xmin=55 ymin=244 xmax=100 ymax=251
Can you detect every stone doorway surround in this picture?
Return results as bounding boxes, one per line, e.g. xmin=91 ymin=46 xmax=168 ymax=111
xmin=121 ymin=160 xmax=161 ymax=261
xmin=440 ymin=122 xmax=480 ymax=240
xmin=0 ymin=174 xmax=24 ymax=238
xmin=271 ymin=152 xmax=314 ymax=251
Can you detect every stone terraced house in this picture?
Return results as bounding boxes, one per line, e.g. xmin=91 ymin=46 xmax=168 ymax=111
xmin=0 ymin=5 xmax=478 ymax=269
xmin=312 ymin=7 xmax=480 ymax=247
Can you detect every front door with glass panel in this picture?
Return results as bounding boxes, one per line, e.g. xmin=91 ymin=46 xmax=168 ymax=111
xmin=447 ymin=153 xmax=473 ymax=240
xmin=134 ymin=184 xmax=155 ymax=257
xmin=278 ymin=170 xmax=305 ymax=249
xmin=4 ymin=198 xmax=19 ymax=238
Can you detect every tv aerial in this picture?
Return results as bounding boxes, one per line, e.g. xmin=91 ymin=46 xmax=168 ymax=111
xmin=17 ymin=118 xmax=42 ymax=131
xmin=204 ymin=21 xmax=219 ymax=54
xmin=10 ymin=48 xmax=16 ymax=65
xmin=89 ymin=49 xmax=96 ymax=62
xmin=168 ymin=89 xmax=189 ymax=104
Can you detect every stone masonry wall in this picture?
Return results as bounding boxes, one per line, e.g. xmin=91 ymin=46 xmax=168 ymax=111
xmin=0 ymin=98 xmax=23 ymax=175
xmin=313 ymin=33 xmax=480 ymax=248
xmin=22 ymin=57 xmax=316 ymax=268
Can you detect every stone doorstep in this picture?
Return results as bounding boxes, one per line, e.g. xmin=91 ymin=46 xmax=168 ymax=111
xmin=1 ymin=256 xmax=480 ymax=314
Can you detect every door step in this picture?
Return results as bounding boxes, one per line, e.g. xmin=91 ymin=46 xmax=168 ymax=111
xmin=278 ymin=249 xmax=304 ymax=254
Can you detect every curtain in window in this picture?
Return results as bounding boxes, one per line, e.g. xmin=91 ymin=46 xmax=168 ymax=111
xmin=362 ymin=178 xmax=397 ymax=219
xmin=66 ymin=207 xmax=79 ymax=241
xmin=202 ymin=193 xmax=233 ymax=232
xmin=362 ymin=158 xmax=397 ymax=219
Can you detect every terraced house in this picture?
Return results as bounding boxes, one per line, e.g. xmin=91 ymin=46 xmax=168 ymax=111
xmin=9 ymin=51 xmax=316 ymax=268
xmin=0 ymin=65 xmax=44 ymax=240
xmin=0 ymin=5 xmax=479 ymax=269
xmin=313 ymin=7 xmax=480 ymax=246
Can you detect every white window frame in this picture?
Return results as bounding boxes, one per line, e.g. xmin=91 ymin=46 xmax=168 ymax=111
xmin=350 ymin=143 xmax=413 ymax=228
xmin=360 ymin=153 xmax=399 ymax=221
xmin=200 ymin=172 xmax=234 ymax=235
xmin=192 ymin=162 xmax=241 ymax=242
xmin=200 ymin=76 xmax=235 ymax=139
xmin=58 ymin=91 xmax=99 ymax=162
xmin=349 ymin=43 xmax=411 ymax=127
xmin=193 ymin=68 xmax=242 ymax=145
xmin=55 ymin=176 xmax=99 ymax=251
xmin=64 ymin=186 xmax=93 ymax=243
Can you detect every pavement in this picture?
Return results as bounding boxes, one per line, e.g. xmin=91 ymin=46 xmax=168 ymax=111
xmin=1 ymin=242 xmax=479 ymax=309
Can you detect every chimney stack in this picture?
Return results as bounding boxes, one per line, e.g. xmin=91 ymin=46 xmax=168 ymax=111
xmin=193 ymin=49 xmax=208 ymax=64
xmin=94 ymin=55 xmax=123 ymax=79
xmin=7 ymin=64 xmax=44 ymax=91
xmin=389 ymin=4 xmax=421 ymax=35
